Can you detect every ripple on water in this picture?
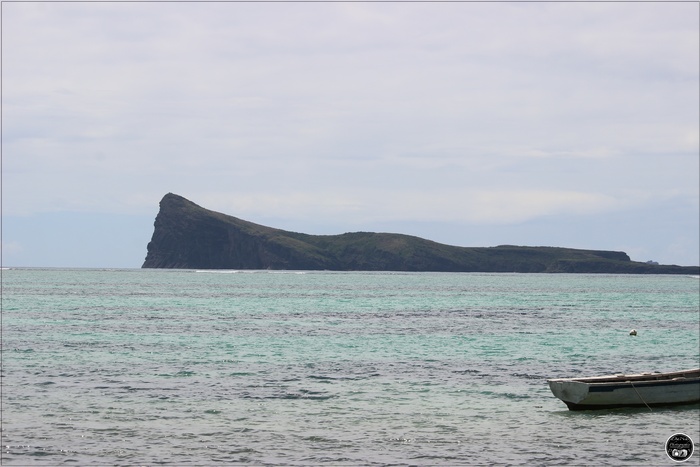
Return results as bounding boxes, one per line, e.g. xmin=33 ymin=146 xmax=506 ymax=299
xmin=2 ymin=270 xmax=698 ymax=465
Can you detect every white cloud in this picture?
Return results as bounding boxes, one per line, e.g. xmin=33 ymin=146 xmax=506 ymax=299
xmin=466 ymin=190 xmax=620 ymax=224
xmin=2 ymin=2 xmax=698 ymax=266
xmin=194 ymin=187 xmax=623 ymax=228
xmin=1 ymin=241 xmax=24 ymax=256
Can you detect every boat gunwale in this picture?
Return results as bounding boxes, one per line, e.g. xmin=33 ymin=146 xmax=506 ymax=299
xmin=547 ymin=368 xmax=700 ymax=385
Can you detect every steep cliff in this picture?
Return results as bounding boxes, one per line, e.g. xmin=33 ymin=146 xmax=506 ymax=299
xmin=142 ymin=193 xmax=699 ymax=274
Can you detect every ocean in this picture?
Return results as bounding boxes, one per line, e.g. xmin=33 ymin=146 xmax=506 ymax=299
xmin=2 ymin=268 xmax=699 ymax=465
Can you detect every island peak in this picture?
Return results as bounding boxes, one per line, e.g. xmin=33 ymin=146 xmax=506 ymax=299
xmin=142 ymin=194 xmax=699 ymax=274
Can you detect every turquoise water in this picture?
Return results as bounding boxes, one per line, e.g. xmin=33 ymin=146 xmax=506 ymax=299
xmin=2 ymin=269 xmax=699 ymax=465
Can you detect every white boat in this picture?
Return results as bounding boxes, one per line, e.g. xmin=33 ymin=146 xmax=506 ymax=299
xmin=548 ymin=368 xmax=700 ymax=410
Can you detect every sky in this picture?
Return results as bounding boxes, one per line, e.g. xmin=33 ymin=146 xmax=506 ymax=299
xmin=2 ymin=1 xmax=699 ymax=268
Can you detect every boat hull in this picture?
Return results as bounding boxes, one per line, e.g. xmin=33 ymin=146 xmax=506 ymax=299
xmin=548 ymin=369 xmax=700 ymax=411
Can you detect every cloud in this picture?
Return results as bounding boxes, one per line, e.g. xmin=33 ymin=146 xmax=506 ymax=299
xmin=2 ymin=2 xmax=698 ymax=266
xmin=1 ymin=241 xmax=24 ymax=256
xmin=466 ymin=190 xmax=620 ymax=224
xmin=195 ymin=187 xmax=621 ymax=227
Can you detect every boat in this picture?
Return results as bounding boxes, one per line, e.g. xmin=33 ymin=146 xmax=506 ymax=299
xmin=548 ymin=368 xmax=700 ymax=410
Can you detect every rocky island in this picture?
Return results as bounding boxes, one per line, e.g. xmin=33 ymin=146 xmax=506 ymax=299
xmin=142 ymin=193 xmax=699 ymax=274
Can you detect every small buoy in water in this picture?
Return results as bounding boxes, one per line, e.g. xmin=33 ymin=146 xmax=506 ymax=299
xmin=629 ymin=329 xmax=637 ymax=336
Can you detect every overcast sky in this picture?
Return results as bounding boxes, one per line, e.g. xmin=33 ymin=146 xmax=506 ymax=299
xmin=2 ymin=2 xmax=698 ymax=268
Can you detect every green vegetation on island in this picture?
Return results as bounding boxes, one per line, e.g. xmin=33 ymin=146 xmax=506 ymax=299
xmin=142 ymin=193 xmax=699 ymax=274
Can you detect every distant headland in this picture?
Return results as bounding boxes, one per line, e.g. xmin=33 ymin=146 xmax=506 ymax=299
xmin=142 ymin=193 xmax=699 ymax=274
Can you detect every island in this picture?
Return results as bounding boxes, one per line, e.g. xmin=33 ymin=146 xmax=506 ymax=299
xmin=142 ymin=193 xmax=699 ymax=274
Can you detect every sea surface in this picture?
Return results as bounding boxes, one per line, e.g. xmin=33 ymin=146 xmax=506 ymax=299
xmin=2 ymin=268 xmax=699 ymax=465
